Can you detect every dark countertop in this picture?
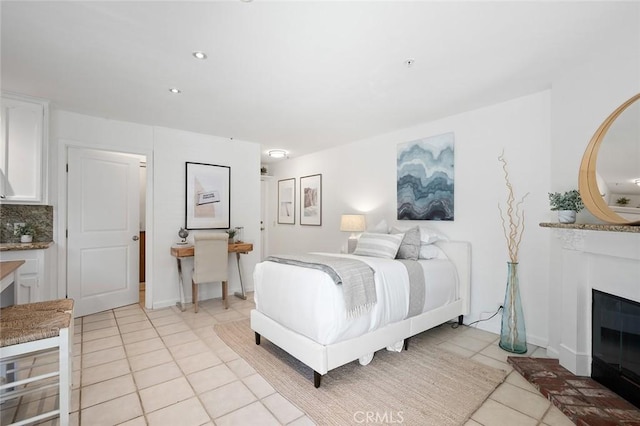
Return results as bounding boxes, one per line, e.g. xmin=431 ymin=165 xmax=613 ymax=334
xmin=0 ymin=241 xmax=54 ymax=251
xmin=539 ymin=223 xmax=640 ymax=233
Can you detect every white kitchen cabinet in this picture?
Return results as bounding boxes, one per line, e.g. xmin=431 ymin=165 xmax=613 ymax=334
xmin=0 ymin=93 xmax=49 ymax=204
xmin=0 ymin=249 xmax=51 ymax=304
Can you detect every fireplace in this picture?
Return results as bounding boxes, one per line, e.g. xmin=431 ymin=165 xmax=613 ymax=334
xmin=592 ymin=289 xmax=640 ymax=408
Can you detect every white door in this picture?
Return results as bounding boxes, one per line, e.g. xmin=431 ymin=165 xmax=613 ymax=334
xmin=67 ymin=147 xmax=140 ymax=317
xmin=260 ymin=179 xmax=269 ymax=260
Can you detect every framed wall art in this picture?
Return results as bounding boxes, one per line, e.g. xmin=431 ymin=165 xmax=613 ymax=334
xmin=397 ymin=132 xmax=455 ymax=221
xmin=185 ymin=162 xmax=230 ymax=229
xmin=277 ymin=178 xmax=296 ymax=224
xmin=300 ymin=174 xmax=322 ymax=226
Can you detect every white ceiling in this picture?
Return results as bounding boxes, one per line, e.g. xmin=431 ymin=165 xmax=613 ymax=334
xmin=1 ymin=1 xmax=636 ymax=164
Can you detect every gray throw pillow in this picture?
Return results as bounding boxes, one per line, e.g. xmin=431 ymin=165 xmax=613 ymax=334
xmin=391 ymin=226 xmax=421 ymax=260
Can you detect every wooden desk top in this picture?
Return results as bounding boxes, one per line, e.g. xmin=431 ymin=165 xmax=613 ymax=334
xmin=171 ymin=243 xmax=253 ymax=258
xmin=0 ymin=260 xmax=25 ymax=281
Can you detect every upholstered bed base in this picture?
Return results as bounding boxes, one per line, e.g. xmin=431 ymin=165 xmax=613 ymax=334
xmin=250 ymin=241 xmax=471 ymax=388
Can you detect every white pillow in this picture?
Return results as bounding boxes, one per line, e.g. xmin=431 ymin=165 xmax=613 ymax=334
xmin=393 ymin=224 xmax=449 ymax=245
xmin=368 ymin=219 xmax=389 ymax=234
xmin=418 ymin=226 xmax=449 ymax=245
xmin=353 ymin=232 xmax=404 ymax=259
xmin=419 ymin=244 xmax=448 ymax=260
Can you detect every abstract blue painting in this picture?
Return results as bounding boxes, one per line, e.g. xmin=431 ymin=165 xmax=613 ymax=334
xmin=397 ymin=132 xmax=455 ymax=221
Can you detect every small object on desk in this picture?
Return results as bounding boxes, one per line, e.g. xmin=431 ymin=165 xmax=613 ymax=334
xmin=177 ymin=227 xmax=189 ymax=245
xmin=234 ymin=226 xmax=244 ymax=243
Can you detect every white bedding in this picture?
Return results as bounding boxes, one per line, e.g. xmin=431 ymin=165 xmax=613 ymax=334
xmin=254 ymin=253 xmax=457 ymax=345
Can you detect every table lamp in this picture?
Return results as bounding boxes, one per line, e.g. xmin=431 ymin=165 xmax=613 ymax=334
xmin=340 ymin=214 xmax=366 ymax=253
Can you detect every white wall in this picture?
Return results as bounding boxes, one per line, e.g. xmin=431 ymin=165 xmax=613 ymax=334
xmin=49 ymin=110 xmax=261 ymax=309
xmin=546 ymin=17 xmax=640 ymax=358
xmin=152 ymin=127 xmax=261 ymax=307
xmin=266 ymin=91 xmax=552 ymax=346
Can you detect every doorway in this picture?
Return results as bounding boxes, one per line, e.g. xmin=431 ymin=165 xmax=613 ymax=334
xmin=260 ymin=177 xmax=270 ymax=260
xmin=66 ymin=147 xmax=147 ymax=316
xmin=139 ymin=161 xmax=147 ymax=306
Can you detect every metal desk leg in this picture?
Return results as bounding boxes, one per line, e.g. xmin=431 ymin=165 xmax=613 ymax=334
xmin=233 ymin=252 xmax=247 ymax=300
xmin=175 ymin=257 xmax=187 ymax=311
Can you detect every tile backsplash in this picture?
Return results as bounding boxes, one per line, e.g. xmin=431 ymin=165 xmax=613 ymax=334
xmin=0 ymin=204 xmax=54 ymax=243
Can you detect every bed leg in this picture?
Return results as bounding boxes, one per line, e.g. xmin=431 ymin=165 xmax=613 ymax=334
xmin=255 ymin=332 xmax=261 ymax=345
xmin=403 ymin=338 xmax=410 ymax=351
xmin=458 ymin=315 xmax=464 ymax=326
xmin=313 ymin=371 xmax=321 ymax=388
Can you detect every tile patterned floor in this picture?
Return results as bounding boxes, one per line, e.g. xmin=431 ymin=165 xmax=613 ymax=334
xmin=2 ymin=293 xmax=576 ymax=426
xmin=508 ymin=357 xmax=640 ymax=425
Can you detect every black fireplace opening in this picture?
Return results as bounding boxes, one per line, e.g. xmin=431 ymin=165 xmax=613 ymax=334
xmin=592 ymin=289 xmax=640 ymax=408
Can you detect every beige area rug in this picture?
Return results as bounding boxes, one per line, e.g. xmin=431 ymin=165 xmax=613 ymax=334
xmin=215 ymin=319 xmax=507 ymax=425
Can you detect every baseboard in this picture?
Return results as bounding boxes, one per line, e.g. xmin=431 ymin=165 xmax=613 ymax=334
xmin=559 ymin=343 xmax=591 ymax=376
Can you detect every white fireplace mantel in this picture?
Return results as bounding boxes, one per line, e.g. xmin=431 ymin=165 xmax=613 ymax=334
xmin=543 ymin=224 xmax=640 ymax=376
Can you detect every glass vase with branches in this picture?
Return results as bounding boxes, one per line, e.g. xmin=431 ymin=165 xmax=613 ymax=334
xmin=497 ymin=151 xmax=528 ymax=354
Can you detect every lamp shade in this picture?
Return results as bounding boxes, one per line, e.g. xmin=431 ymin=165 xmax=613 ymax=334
xmin=340 ymin=214 xmax=366 ymax=233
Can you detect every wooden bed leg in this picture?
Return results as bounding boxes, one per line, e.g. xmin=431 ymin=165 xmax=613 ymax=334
xmin=313 ymin=371 xmax=321 ymax=388
xmin=255 ymin=332 xmax=261 ymax=345
xmin=458 ymin=315 xmax=464 ymax=326
xmin=403 ymin=338 xmax=409 ymax=351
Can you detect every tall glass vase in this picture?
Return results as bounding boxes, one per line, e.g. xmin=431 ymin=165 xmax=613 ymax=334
xmin=499 ymin=262 xmax=527 ymax=354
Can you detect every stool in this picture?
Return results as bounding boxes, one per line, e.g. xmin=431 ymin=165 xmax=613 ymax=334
xmin=1 ymin=299 xmax=74 ymax=426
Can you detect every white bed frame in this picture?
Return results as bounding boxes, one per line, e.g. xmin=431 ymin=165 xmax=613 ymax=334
xmin=250 ymin=241 xmax=471 ymax=388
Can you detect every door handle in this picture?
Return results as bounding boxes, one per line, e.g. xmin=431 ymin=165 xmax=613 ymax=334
xmin=132 ymin=235 xmax=139 ymax=241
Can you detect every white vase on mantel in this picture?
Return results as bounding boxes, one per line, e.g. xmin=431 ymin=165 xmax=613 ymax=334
xmin=557 ymin=210 xmax=577 ymax=224
xmin=20 ymin=235 xmax=33 ymax=243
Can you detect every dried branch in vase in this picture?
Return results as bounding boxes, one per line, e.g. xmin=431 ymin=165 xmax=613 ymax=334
xmin=497 ymin=151 xmax=529 ymax=263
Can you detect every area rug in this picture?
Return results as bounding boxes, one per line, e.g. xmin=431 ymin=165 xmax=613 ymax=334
xmin=215 ymin=319 xmax=507 ymax=425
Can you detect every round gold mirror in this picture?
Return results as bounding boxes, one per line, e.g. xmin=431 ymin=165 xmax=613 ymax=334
xmin=579 ymin=93 xmax=640 ymax=225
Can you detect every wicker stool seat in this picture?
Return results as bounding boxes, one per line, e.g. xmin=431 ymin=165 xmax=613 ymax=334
xmin=0 ymin=299 xmax=74 ymax=426
xmin=1 ymin=300 xmax=73 ymax=348
xmin=2 ymin=299 xmax=74 ymax=314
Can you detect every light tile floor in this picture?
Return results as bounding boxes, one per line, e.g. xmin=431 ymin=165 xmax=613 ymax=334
xmin=2 ymin=294 xmax=575 ymax=426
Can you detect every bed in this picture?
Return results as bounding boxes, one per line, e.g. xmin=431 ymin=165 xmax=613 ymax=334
xmin=250 ymin=240 xmax=471 ymax=388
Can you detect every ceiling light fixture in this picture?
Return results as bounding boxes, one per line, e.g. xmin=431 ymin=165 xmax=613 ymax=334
xmin=634 ymin=179 xmax=640 ymax=186
xmin=192 ymin=51 xmax=207 ymax=60
xmin=168 ymin=88 xmax=182 ymax=94
xmin=268 ymin=149 xmax=288 ymax=158
xmin=404 ymin=58 xmax=415 ymax=67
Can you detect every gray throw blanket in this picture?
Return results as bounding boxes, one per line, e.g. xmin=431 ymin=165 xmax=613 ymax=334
xmin=265 ymin=254 xmax=376 ymax=318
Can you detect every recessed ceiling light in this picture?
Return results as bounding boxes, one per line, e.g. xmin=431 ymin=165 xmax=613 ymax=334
xmin=192 ymin=51 xmax=207 ymax=60
xmin=634 ymin=178 xmax=640 ymax=186
xmin=268 ymin=149 xmax=288 ymax=158
xmin=169 ymin=88 xmax=182 ymax=94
